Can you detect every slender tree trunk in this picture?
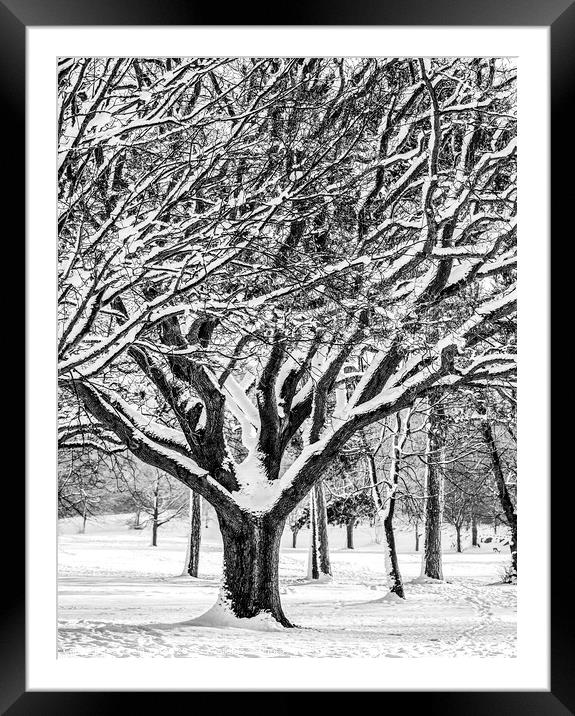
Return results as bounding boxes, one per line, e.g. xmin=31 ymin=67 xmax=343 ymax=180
xmin=414 ymin=522 xmax=420 ymax=552
xmin=183 ymin=490 xmax=202 ymax=577
xmin=455 ymin=524 xmax=462 ymax=553
xmin=307 ymin=480 xmax=332 ymax=579
xmin=471 ymin=514 xmax=478 ymax=547
xmin=81 ymin=501 xmax=87 ymax=534
xmin=346 ymin=517 xmax=355 ymax=549
xmin=315 ymin=481 xmax=332 ymax=576
xmin=308 ymin=492 xmax=319 ymax=579
xmin=373 ymin=511 xmax=384 ymax=544
xmin=368 ymin=411 xmax=408 ymax=598
xmin=481 ymin=419 xmax=517 ymax=574
xmin=422 ymin=394 xmax=446 ymax=580
xmin=217 ymin=512 xmax=293 ymax=627
xmin=383 ymin=426 xmax=405 ymax=598
xmin=291 ymin=527 xmax=299 ymax=548
xmin=152 ymin=478 xmax=159 ymax=547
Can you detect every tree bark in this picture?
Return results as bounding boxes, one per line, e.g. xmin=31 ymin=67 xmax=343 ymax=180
xmin=471 ymin=514 xmax=478 ymax=547
xmin=373 ymin=512 xmax=384 ymax=544
xmin=455 ymin=524 xmax=462 ymax=553
xmin=307 ymin=480 xmax=332 ymax=579
xmin=481 ymin=420 xmax=517 ymax=574
xmin=308 ymin=491 xmax=319 ymax=579
xmin=422 ymin=395 xmax=446 ymax=580
xmin=152 ymin=480 xmax=160 ymax=547
xmin=376 ymin=412 xmax=409 ymax=597
xmin=184 ymin=490 xmax=202 ymax=577
xmin=383 ymin=518 xmax=404 ymax=597
xmin=291 ymin=527 xmax=299 ymax=548
xmin=346 ymin=517 xmax=355 ymax=549
xmin=81 ymin=501 xmax=87 ymax=534
xmin=414 ymin=522 xmax=420 ymax=552
xmin=217 ymin=512 xmax=293 ymax=627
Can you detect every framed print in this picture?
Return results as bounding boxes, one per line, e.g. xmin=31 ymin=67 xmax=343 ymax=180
xmin=5 ymin=0 xmax=571 ymax=711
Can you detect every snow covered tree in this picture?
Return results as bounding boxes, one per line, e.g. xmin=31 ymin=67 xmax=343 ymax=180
xmin=287 ymin=503 xmax=309 ymax=548
xmin=326 ymin=487 xmax=374 ymax=550
xmin=121 ymin=464 xmax=187 ymax=546
xmin=443 ymin=470 xmax=491 ymax=553
xmin=439 ymin=391 xmax=506 ymax=553
xmin=59 ymin=57 xmax=517 ymax=626
xmin=368 ymin=407 xmax=414 ymax=596
xmin=58 ymin=424 xmax=132 ymax=524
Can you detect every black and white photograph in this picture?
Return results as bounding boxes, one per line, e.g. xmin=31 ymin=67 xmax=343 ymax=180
xmin=56 ymin=55 xmax=520 ymax=659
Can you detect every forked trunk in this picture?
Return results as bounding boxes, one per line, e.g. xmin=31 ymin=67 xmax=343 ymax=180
xmin=371 ymin=412 xmax=407 ymax=597
xmin=218 ymin=512 xmax=293 ymax=627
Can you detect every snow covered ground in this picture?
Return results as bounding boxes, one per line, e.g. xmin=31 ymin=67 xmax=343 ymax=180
xmin=58 ymin=514 xmax=516 ymax=658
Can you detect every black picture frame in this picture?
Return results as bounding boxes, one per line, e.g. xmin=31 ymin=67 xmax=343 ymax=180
xmin=6 ymin=0 xmax=570 ymax=711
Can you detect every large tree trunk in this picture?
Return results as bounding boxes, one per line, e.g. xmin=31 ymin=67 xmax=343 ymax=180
xmin=481 ymin=420 xmax=517 ymax=574
xmin=217 ymin=512 xmax=293 ymax=627
xmin=422 ymin=395 xmax=446 ymax=580
xmin=471 ymin=514 xmax=478 ymax=547
xmin=307 ymin=480 xmax=332 ymax=579
xmin=183 ymin=490 xmax=202 ymax=577
xmin=346 ymin=517 xmax=355 ymax=549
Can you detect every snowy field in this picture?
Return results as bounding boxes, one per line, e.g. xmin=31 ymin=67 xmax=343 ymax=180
xmin=58 ymin=514 xmax=516 ymax=658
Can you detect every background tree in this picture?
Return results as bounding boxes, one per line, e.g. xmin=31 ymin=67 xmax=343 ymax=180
xmin=326 ymin=488 xmax=374 ymax=550
xmin=287 ymin=503 xmax=309 ymax=548
xmin=416 ymin=393 xmax=446 ymax=580
xmin=182 ymin=490 xmax=202 ymax=576
xmin=476 ymin=391 xmax=517 ymax=574
xmin=368 ymin=408 xmax=414 ymax=596
xmin=121 ymin=465 xmax=187 ymax=546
